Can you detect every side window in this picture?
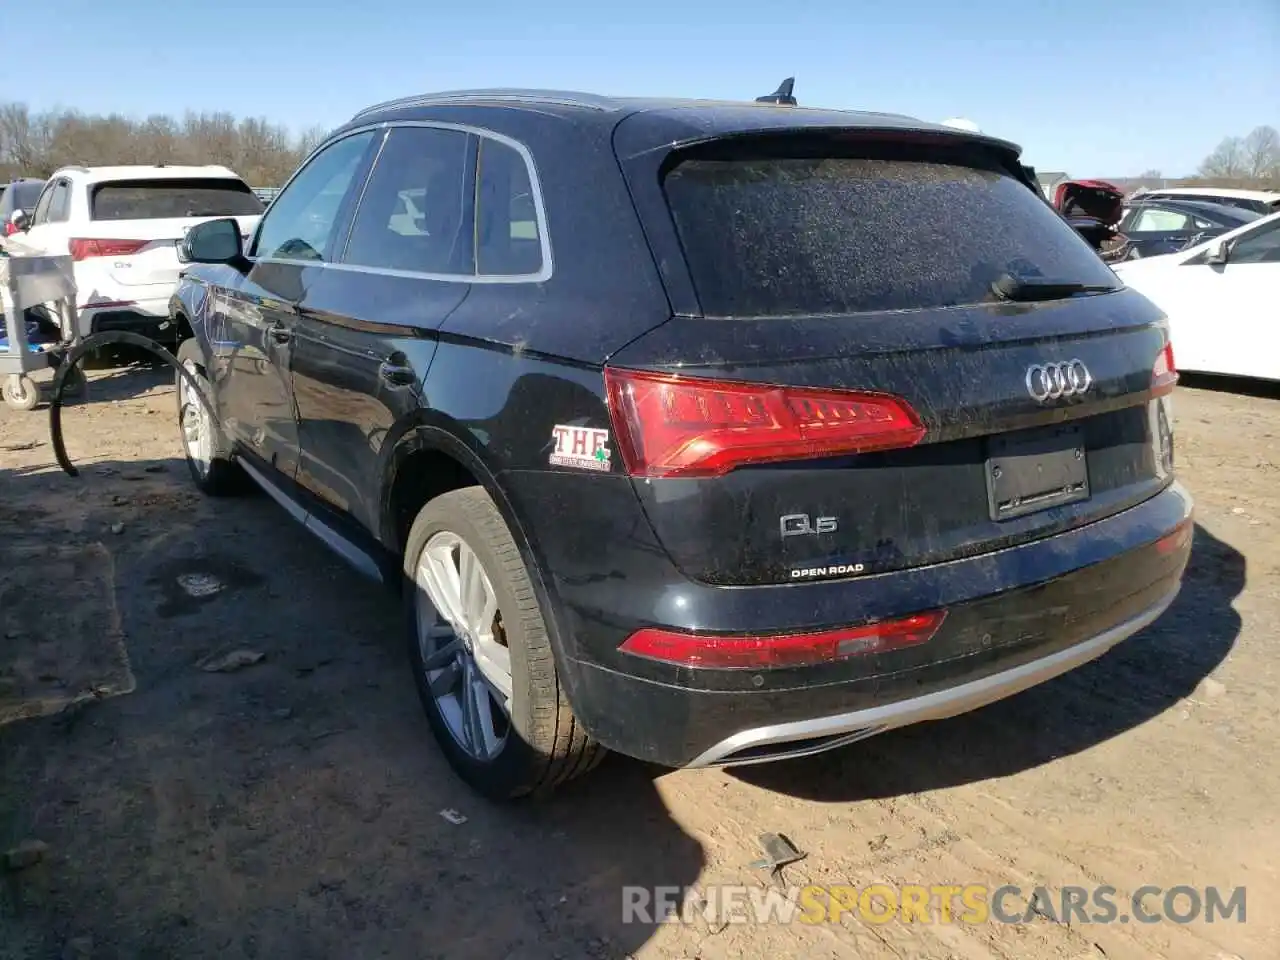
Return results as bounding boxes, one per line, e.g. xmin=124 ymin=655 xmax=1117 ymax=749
xmin=29 ymin=184 xmax=55 ymax=225
xmin=1228 ymin=221 xmax=1280 ymax=265
xmin=343 ymin=126 xmax=473 ymax=274
xmin=475 ymin=137 xmax=545 ymax=277
xmin=252 ymin=131 xmax=375 ymax=261
xmin=1132 ymin=207 xmax=1191 ymax=232
xmin=47 ymin=181 xmax=71 ymax=222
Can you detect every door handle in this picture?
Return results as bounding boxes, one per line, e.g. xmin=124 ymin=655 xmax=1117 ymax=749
xmin=268 ymin=325 xmax=292 ymax=343
xmin=378 ymin=359 xmax=418 ymax=386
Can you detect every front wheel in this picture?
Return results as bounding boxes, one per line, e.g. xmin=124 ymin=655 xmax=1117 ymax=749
xmin=175 ymin=339 xmax=243 ymax=495
xmin=404 ymin=486 xmax=605 ymax=799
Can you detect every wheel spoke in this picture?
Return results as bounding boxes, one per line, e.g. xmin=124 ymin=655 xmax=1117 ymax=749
xmin=421 ymin=637 xmax=461 ymax=670
xmin=458 ymin=546 xmax=489 ymax=634
xmin=429 ymin=659 xmax=462 ymax=698
xmin=424 ymin=543 xmax=468 ymax=630
xmin=461 ymin=660 xmax=500 ymax=758
xmin=473 ymin=642 xmax=513 ymax=703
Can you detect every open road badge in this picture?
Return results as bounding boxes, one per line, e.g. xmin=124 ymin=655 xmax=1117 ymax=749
xmin=550 ymin=424 xmax=612 ymax=472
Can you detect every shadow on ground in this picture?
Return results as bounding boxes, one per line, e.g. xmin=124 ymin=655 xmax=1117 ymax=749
xmin=0 ymin=455 xmax=703 ymax=960
xmin=733 ymin=522 xmax=1243 ymax=801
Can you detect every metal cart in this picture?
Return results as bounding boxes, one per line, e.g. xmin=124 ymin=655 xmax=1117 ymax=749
xmin=0 ymin=251 xmax=82 ymax=411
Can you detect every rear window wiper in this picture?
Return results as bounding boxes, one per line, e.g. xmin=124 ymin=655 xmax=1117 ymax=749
xmin=991 ymin=273 xmax=1116 ymax=302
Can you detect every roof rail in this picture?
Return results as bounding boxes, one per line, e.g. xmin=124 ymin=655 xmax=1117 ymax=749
xmin=351 ymin=89 xmax=619 ymax=121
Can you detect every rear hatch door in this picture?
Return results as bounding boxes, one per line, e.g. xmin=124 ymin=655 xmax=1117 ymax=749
xmin=84 ymin=177 xmax=263 ymax=290
xmin=607 ymin=120 xmax=1176 ymax=586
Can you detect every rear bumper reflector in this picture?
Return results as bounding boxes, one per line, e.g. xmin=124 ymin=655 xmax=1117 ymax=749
xmin=619 ymin=611 xmax=946 ymax=669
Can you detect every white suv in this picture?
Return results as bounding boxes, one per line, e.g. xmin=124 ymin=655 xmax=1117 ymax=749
xmin=8 ymin=165 xmax=264 ymax=340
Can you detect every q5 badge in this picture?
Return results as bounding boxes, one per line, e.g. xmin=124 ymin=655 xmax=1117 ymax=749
xmin=550 ymin=424 xmax=612 ymax=472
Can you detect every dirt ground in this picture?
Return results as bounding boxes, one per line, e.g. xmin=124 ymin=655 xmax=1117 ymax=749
xmin=1 ymin=358 xmax=1277 ymax=960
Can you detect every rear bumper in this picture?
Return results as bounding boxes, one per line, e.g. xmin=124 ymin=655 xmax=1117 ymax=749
xmin=503 ymin=472 xmax=1193 ymax=768
xmin=80 ymin=296 xmax=174 ymax=340
xmin=684 ymin=586 xmax=1176 ymax=767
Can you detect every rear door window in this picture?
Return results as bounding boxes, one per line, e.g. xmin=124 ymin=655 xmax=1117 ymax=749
xmin=90 ymin=178 xmax=264 ymax=220
xmin=662 ymin=144 xmax=1120 ymax=317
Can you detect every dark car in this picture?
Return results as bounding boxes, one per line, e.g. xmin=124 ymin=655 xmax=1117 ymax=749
xmin=168 ymin=89 xmax=1192 ymax=800
xmin=1136 ymin=190 xmax=1280 ymax=217
xmin=0 ymin=177 xmax=45 ymax=236
xmin=1118 ymin=198 xmax=1261 ymax=259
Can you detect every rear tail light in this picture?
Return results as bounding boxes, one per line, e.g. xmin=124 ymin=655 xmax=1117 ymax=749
xmin=1151 ymin=341 xmax=1177 ymax=396
xmin=2 ymin=222 xmax=17 ymax=237
xmin=69 ymin=238 xmax=149 ymax=261
xmin=604 ymin=369 xmax=925 ymax=478
xmin=619 ymin=611 xmax=947 ymax=669
xmin=1155 ymin=518 xmax=1192 ymax=556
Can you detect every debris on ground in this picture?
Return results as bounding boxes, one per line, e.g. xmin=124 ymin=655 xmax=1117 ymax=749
xmin=199 ymin=649 xmax=265 ymax=673
xmin=749 ymin=832 xmax=806 ymax=880
xmin=1 ymin=439 xmax=42 ymax=451
xmin=177 ymin=572 xmax=224 ymax=598
xmin=439 ymin=808 xmax=468 ymax=825
xmin=1198 ymin=677 xmax=1227 ymax=699
xmin=3 ymin=838 xmax=49 ymax=871
xmin=109 ymin=522 xmax=125 ymax=535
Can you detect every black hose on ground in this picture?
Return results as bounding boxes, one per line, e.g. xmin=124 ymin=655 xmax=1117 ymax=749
xmin=49 ymin=331 xmax=219 ymax=477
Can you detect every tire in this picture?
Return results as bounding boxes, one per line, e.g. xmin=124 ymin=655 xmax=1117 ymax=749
xmin=403 ymin=486 xmax=605 ymax=799
xmin=175 ymin=339 xmax=244 ymax=495
xmin=3 ymin=374 xmax=40 ymax=411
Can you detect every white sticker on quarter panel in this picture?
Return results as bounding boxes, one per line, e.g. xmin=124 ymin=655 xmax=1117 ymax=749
xmin=550 ymin=424 xmax=611 ymax=472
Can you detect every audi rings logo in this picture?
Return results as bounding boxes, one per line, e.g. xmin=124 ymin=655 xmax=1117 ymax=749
xmin=1025 ymin=360 xmax=1092 ymax=403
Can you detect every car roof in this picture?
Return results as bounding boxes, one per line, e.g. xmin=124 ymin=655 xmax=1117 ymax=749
xmin=48 ymin=164 xmax=245 ymax=183
xmin=345 ymin=89 xmax=1025 ymax=158
xmin=1145 ymin=186 xmax=1280 ymax=203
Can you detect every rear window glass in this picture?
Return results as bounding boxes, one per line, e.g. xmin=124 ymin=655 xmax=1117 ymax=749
xmin=663 ymin=147 xmax=1121 ymax=317
xmin=3 ymin=182 xmax=44 ymax=211
xmin=90 ymin=178 xmax=264 ymax=220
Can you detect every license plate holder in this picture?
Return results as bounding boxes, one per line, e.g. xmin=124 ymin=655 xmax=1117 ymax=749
xmin=986 ymin=425 xmax=1089 ymax=522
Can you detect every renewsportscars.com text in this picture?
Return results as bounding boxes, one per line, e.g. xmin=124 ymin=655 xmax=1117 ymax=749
xmin=622 ymin=883 xmax=1247 ymax=926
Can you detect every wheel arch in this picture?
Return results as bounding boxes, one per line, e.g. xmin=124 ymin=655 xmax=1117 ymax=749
xmin=380 ymin=424 xmax=582 ymax=699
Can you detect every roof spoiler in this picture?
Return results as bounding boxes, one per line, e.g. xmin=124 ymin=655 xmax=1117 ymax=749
xmin=756 ymin=77 xmax=797 ymax=106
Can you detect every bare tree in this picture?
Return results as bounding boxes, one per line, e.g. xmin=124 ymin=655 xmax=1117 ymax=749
xmin=1241 ymin=125 xmax=1280 ymax=180
xmin=0 ymin=101 xmax=318 ymax=185
xmin=1198 ymin=136 xmax=1247 ymax=179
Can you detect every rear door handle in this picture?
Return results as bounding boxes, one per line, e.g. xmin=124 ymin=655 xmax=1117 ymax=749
xmin=378 ymin=360 xmax=418 ymax=386
xmin=269 ymin=324 xmax=292 ymax=343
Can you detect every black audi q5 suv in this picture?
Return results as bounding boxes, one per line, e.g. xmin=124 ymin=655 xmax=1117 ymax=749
xmin=169 ymin=88 xmax=1192 ymax=799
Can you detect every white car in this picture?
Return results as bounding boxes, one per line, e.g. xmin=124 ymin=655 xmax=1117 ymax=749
xmin=6 ymin=165 xmax=263 ymax=340
xmin=1113 ymin=211 xmax=1280 ymax=382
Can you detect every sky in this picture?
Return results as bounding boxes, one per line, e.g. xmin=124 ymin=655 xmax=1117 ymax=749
xmin=2 ymin=0 xmax=1277 ymax=177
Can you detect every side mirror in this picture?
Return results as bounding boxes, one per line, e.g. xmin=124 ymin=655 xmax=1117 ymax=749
xmin=1205 ymin=238 xmax=1231 ymax=265
xmin=180 ymin=217 xmax=245 ymax=266
xmin=10 ymin=209 xmax=30 ymax=232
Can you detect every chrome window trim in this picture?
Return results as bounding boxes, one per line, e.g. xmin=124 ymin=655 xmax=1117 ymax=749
xmin=251 ymin=119 xmax=553 ymax=285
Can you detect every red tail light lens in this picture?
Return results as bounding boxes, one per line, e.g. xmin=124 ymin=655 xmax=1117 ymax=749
xmin=69 ymin=238 xmax=148 ymax=261
xmin=604 ymin=369 xmax=925 ymax=478
xmin=1152 ymin=341 xmax=1177 ymax=396
xmin=2 ymin=222 xmax=16 ymax=237
xmin=619 ymin=611 xmax=947 ymax=669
